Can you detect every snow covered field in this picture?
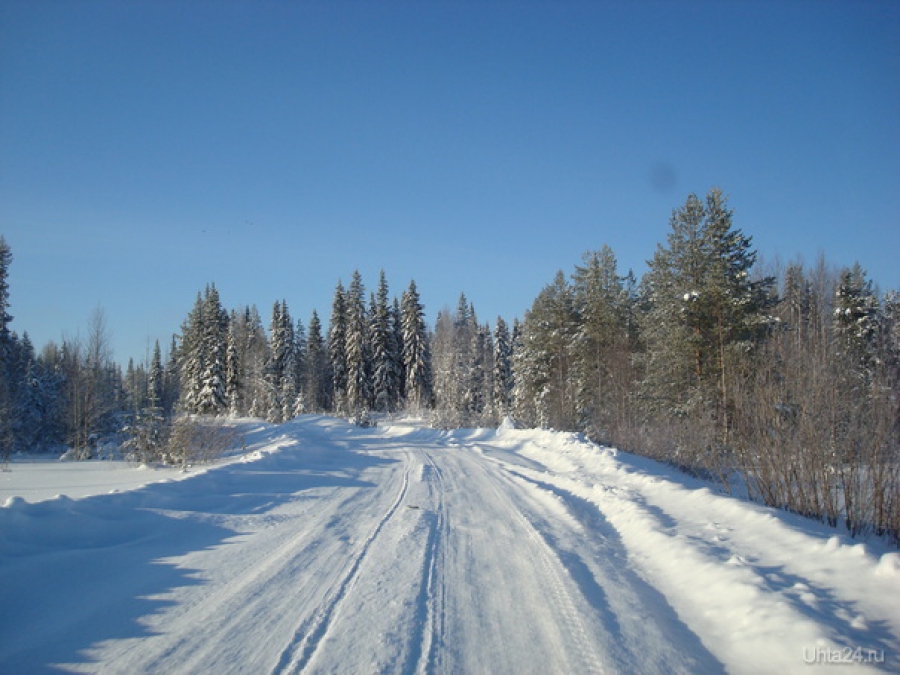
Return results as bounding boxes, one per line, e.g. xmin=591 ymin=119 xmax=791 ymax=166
xmin=1 ymin=416 xmax=897 ymax=674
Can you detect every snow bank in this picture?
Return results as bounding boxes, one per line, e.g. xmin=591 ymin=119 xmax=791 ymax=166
xmin=501 ymin=428 xmax=900 ymax=674
xmin=1 ymin=416 xmax=897 ymax=674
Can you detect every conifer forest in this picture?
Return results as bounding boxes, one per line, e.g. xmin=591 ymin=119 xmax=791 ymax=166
xmin=1 ymin=189 xmax=898 ymax=542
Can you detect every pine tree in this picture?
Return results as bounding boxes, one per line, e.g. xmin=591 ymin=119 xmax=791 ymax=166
xmin=148 ymin=340 xmax=164 ymax=411
xmin=570 ymin=245 xmax=637 ymax=443
xmin=225 ymin=321 xmax=241 ymax=416
xmin=240 ymin=305 xmax=269 ymax=419
xmin=493 ymin=317 xmax=514 ymax=420
xmin=371 ymin=270 xmax=399 ymax=413
xmin=833 ymin=263 xmax=878 ymax=388
xmin=328 ymin=281 xmax=349 ymax=415
xmin=401 ymin=280 xmax=432 ymax=411
xmin=640 ymin=189 xmax=774 ymax=459
xmin=178 ymin=285 xmax=229 ymax=416
xmin=431 ymin=310 xmax=459 ymax=426
xmin=465 ymin=323 xmax=491 ymax=424
xmin=392 ymin=297 xmax=405 ymax=402
xmin=305 ymin=310 xmax=329 ymax=412
xmin=164 ymin=336 xmax=180 ymax=415
xmin=292 ymin=318 xmax=307 ymax=417
xmin=123 ymin=339 xmax=167 ymax=463
xmin=19 ymin=348 xmax=66 ymax=452
xmin=196 ymin=285 xmax=228 ymax=415
xmin=345 ymin=270 xmax=372 ymax=420
xmin=432 ymin=293 xmax=488 ymax=426
xmin=0 ymin=237 xmax=16 ymax=459
xmin=514 ymin=271 xmax=578 ymax=429
xmin=0 ymin=236 xmax=13 ymax=350
xmin=178 ymin=292 xmax=205 ymax=413
xmin=267 ymin=300 xmax=296 ymax=422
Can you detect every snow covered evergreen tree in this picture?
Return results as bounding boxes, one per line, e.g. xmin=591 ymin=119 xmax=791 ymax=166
xmin=392 ymin=297 xmax=405 ymax=403
xmin=178 ymin=292 xmax=205 ymax=413
xmin=305 ymin=310 xmax=329 ymax=412
xmin=370 ymin=271 xmax=400 ymax=413
xmin=833 ymin=263 xmax=879 ymax=389
xmin=178 ymin=285 xmax=229 ymax=416
xmin=266 ymin=300 xmax=296 ymax=423
xmin=513 ymin=271 xmax=578 ymax=430
xmin=432 ymin=293 xmax=492 ymax=426
xmin=639 ymin=189 xmax=774 ymax=463
xmin=492 ymin=317 xmax=514 ymax=420
xmin=401 ymin=280 xmax=432 ymax=412
xmin=431 ymin=310 xmax=459 ymax=426
xmin=225 ymin=319 xmax=241 ymax=416
xmin=164 ymin=335 xmax=180 ymax=415
xmin=123 ymin=340 xmax=168 ymax=463
xmin=569 ymin=245 xmax=638 ymax=444
xmin=344 ymin=271 xmax=372 ymax=422
xmin=237 ymin=305 xmax=269 ymax=419
xmin=291 ymin=318 xmax=307 ymax=417
xmin=196 ymin=285 xmax=229 ymax=416
xmin=0 ymin=237 xmax=13 ymax=460
xmin=0 ymin=236 xmax=12 ymax=351
xmin=328 ymin=281 xmax=349 ymax=415
xmin=465 ymin=322 xmax=492 ymax=424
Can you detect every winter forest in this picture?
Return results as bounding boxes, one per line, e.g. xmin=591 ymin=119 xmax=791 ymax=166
xmin=1 ymin=189 xmax=898 ymax=542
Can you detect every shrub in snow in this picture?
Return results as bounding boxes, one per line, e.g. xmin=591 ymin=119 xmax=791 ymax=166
xmin=162 ymin=417 xmax=242 ymax=468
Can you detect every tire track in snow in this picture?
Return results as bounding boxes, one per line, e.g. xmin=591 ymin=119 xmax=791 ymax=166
xmin=498 ymin=466 xmax=725 ymax=674
xmin=402 ymin=451 xmax=447 ymax=675
xmin=505 ymin=460 xmax=892 ymax=674
xmin=462 ymin=450 xmax=607 ymax=675
xmin=271 ymin=458 xmax=412 ymax=675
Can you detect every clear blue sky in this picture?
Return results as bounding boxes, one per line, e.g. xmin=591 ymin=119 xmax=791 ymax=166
xmin=1 ymin=0 xmax=897 ymax=365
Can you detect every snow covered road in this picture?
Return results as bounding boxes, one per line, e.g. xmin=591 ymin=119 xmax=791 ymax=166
xmin=2 ymin=416 xmax=898 ymax=673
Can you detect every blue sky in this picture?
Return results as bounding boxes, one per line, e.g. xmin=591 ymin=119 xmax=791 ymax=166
xmin=1 ymin=0 xmax=898 ymax=365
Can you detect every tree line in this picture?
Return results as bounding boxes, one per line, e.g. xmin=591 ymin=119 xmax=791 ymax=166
xmin=513 ymin=190 xmax=898 ymax=542
xmin=1 ymin=188 xmax=897 ymax=540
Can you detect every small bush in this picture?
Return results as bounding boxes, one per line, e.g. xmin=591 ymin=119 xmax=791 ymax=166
xmin=163 ymin=417 xmax=242 ymax=468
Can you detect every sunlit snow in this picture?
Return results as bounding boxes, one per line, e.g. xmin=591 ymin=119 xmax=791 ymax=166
xmin=1 ymin=416 xmax=897 ymax=673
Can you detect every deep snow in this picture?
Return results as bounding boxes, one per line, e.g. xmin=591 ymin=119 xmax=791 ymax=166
xmin=1 ymin=416 xmax=897 ymax=674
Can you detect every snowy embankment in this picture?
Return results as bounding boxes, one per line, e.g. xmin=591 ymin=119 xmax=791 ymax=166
xmin=1 ymin=416 xmax=897 ymax=674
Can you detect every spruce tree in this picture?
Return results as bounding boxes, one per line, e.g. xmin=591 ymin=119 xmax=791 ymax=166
xmin=401 ymin=280 xmax=432 ymax=411
xmin=196 ymin=285 xmax=228 ymax=415
xmin=164 ymin=336 xmax=180 ymax=415
xmin=371 ymin=270 xmax=399 ymax=412
xmin=570 ymin=245 xmax=636 ymax=443
xmin=514 ymin=271 xmax=577 ymax=429
xmin=328 ymin=281 xmax=349 ymax=415
xmin=305 ymin=310 xmax=329 ymax=412
xmin=267 ymin=300 xmax=296 ymax=422
xmin=392 ymin=297 xmax=405 ymax=402
xmin=178 ymin=285 xmax=229 ymax=416
xmin=0 ymin=236 xmax=12 ymax=350
xmin=833 ymin=263 xmax=878 ymax=388
xmin=0 ymin=239 xmax=15 ymax=460
xmin=149 ymin=340 xmax=164 ymax=411
xmin=241 ymin=305 xmax=269 ymax=419
xmin=292 ymin=318 xmax=307 ymax=417
xmin=640 ymin=189 xmax=774 ymax=459
xmin=178 ymin=292 xmax=205 ymax=413
xmin=345 ymin=270 xmax=372 ymax=420
xmin=225 ymin=321 xmax=241 ymax=416
xmin=464 ymin=323 xmax=491 ymax=424
xmin=493 ymin=317 xmax=514 ymax=420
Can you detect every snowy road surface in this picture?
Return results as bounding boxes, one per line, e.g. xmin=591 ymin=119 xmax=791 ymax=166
xmin=2 ymin=416 xmax=898 ymax=674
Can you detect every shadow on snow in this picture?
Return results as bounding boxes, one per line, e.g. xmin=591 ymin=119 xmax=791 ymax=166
xmin=0 ymin=417 xmax=397 ymax=673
